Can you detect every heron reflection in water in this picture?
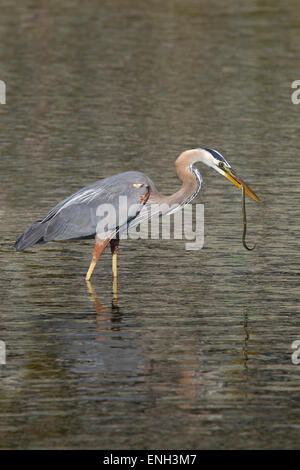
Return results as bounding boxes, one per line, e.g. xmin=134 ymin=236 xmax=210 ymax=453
xmin=15 ymin=148 xmax=259 ymax=281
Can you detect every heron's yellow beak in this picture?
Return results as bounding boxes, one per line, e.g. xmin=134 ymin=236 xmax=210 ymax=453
xmin=224 ymin=169 xmax=259 ymax=202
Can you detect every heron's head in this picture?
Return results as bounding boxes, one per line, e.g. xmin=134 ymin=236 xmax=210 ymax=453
xmin=202 ymin=148 xmax=259 ymax=202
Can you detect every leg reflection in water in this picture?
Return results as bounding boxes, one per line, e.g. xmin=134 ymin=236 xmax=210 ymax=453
xmin=86 ymin=280 xmax=119 ymax=333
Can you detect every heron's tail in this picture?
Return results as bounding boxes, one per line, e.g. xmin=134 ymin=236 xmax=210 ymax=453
xmin=14 ymin=220 xmax=47 ymax=251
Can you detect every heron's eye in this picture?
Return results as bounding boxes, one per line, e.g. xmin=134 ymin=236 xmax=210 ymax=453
xmin=218 ymin=162 xmax=224 ymax=169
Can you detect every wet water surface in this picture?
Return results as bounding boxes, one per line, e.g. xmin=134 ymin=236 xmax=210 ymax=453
xmin=0 ymin=0 xmax=299 ymax=449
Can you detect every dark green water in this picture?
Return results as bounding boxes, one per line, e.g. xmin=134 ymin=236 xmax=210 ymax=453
xmin=0 ymin=0 xmax=299 ymax=449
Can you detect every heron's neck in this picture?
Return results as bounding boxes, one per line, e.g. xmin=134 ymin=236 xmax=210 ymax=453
xmin=152 ymin=151 xmax=203 ymax=208
xmin=151 ymin=151 xmax=202 ymax=207
xmin=166 ymin=164 xmax=202 ymax=207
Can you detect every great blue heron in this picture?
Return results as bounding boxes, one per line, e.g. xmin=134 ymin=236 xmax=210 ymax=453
xmin=15 ymin=148 xmax=259 ymax=280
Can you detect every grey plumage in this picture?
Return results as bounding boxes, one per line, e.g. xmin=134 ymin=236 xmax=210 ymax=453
xmin=15 ymin=171 xmax=153 ymax=251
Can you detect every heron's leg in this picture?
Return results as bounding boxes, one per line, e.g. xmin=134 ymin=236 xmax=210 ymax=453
xmin=110 ymin=237 xmax=119 ymax=279
xmin=85 ymin=236 xmax=111 ymax=281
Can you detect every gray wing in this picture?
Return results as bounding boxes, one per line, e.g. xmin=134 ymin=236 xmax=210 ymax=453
xmin=44 ymin=171 xmax=153 ymax=241
xmin=15 ymin=171 xmax=154 ymax=250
